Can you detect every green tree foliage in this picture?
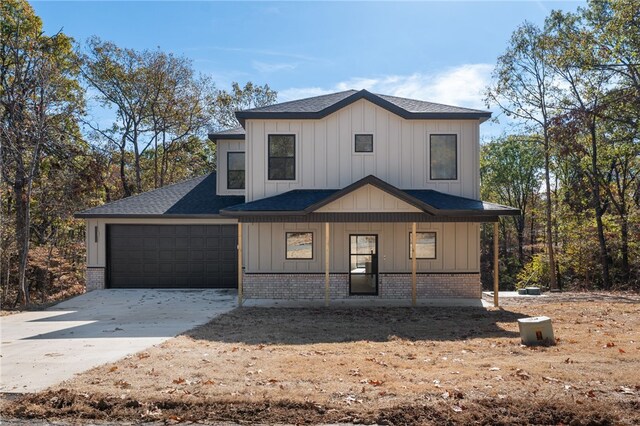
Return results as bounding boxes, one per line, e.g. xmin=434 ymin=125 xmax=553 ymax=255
xmin=485 ymin=21 xmax=560 ymax=290
xmin=484 ymin=0 xmax=640 ymax=291
xmin=211 ymin=81 xmax=277 ymax=130
xmin=1 ymin=0 xmax=85 ymax=305
xmin=481 ymin=135 xmax=543 ymax=265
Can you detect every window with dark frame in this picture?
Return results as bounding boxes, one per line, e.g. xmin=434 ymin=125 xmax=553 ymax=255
xmin=227 ymin=152 xmax=245 ymax=189
xmin=354 ymin=134 xmax=373 ymax=153
xmin=286 ymin=232 xmax=313 ymax=259
xmin=429 ymin=134 xmax=457 ymax=180
xmin=409 ymin=232 xmax=436 ymax=259
xmin=268 ymin=134 xmax=295 ymax=180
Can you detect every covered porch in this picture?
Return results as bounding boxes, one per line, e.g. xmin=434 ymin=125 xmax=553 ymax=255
xmin=220 ymin=176 xmax=518 ymax=307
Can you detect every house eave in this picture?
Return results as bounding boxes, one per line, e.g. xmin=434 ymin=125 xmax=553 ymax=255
xmin=74 ymin=213 xmax=230 ymax=219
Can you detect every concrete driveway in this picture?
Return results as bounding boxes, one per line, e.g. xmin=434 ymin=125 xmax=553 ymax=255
xmin=0 ymin=289 xmax=237 ymax=393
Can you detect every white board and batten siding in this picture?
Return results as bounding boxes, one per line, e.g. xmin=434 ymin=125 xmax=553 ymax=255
xmin=244 ymin=222 xmax=480 ymax=274
xmin=244 ymin=99 xmax=481 ymax=202
xmin=316 ymin=184 xmax=422 ymax=213
xmin=216 ymin=139 xmax=245 ymax=196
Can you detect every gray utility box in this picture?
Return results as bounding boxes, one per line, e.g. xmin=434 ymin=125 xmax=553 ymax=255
xmin=517 ymin=316 xmax=555 ymax=346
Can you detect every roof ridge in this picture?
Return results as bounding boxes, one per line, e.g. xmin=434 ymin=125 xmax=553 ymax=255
xmin=241 ymin=89 xmax=358 ymax=112
xmin=79 ymin=173 xmax=212 ymax=213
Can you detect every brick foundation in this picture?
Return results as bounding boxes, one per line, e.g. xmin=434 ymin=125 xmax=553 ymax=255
xmin=242 ymin=273 xmax=481 ymax=300
xmin=86 ymin=267 xmax=105 ymax=291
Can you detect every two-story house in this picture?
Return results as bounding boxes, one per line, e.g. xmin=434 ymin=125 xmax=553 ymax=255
xmin=77 ymin=90 xmax=518 ymax=303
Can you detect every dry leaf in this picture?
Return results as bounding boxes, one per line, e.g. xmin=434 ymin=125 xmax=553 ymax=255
xmin=604 ymin=342 xmax=615 ymax=348
xmin=515 ymin=369 xmax=531 ymax=380
xmin=114 ymin=380 xmax=130 ymax=389
xmin=172 ymin=377 xmax=186 ymax=384
xmin=108 ymin=366 xmax=118 ymax=373
xmin=586 ymin=390 xmax=596 ymax=398
xmin=619 ymin=348 xmax=626 ymax=354
xmin=619 ymin=386 xmax=634 ymax=395
xmin=137 ymin=353 xmax=150 ymax=360
xmin=452 ymin=405 xmax=463 ymax=412
xmin=202 ymin=380 xmax=215 ymax=385
xmin=368 ymin=379 xmax=384 ymax=387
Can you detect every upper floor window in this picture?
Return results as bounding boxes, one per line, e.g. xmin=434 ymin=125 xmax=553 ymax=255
xmin=227 ymin=152 xmax=245 ymax=189
xmin=430 ymin=134 xmax=457 ymax=180
xmin=268 ymin=135 xmax=295 ymax=180
xmin=354 ymin=134 xmax=373 ymax=153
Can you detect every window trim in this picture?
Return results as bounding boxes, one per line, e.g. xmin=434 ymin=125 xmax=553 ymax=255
xmin=353 ymin=133 xmax=374 ymax=154
xmin=408 ymin=231 xmax=437 ymax=260
xmin=226 ymin=151 xmax=245 ymax=190
xmin=268 ymin=134 xmax=296 ymax=181
xmin=428 ymin=133 xmax=459 ymax=181
xmin=285 ymin=231 xmax=314 ymax=260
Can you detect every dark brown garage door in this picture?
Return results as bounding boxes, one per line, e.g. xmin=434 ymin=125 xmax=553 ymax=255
xmin=107 ymin=225 xmax=237 ymax=288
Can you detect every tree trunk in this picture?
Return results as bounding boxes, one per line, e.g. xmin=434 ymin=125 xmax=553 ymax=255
xmin=589 ymin=122 xmax=611 ymax=289
xmin=620 ymin=213 xmax=630 ymax=282
xmin=543 ymin=131 xmax=558 ymax=291
xmin=514 ymin=215 xmax=525 ymax=265
xmin=119 ymin=143 xmax=131 ymax=197
xmin=13 ymin=178 xmax=30 ymax=306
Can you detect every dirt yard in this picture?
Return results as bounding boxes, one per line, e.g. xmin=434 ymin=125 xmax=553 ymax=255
xmin=3 ymin=292 xmax=640 ymax=425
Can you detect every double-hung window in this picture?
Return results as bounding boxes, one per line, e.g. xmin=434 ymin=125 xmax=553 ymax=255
xmin=227 ymin=152 xmax=245 ymax=189
xmin=268 ymin=135 xmax=295 ymax=180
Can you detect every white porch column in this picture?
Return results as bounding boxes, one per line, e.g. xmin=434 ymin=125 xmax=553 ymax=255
xmin=411 ymin=222 xmax=417 ymax=307
xmin=325 ymin=222 xmax=330 ymax=307
xmin=238 ymin=222 xmax=243 ymax=307
xmin=493 ymin=222 xmax=499 ymax=308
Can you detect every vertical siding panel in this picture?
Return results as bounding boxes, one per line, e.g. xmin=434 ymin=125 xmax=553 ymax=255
xmin=443 ymin=223 xmax=456 ymax=270
xmin=388 ymin=116 xmax=401 ymax=186
xmin=314 ymin=120 xmax=326 ymax=188
xmin=326 ymin=115 xmax=339 ymax=188
xmin=376 ymin=109 xmax=388 ymax=179
xmin=467 ymin=223 xmax=479 ymax=270
xmin=400 ymin=120 xmax=412 ymax=188
xmin=455 ymin=222 xmax=468 ymax=270
xmin=339 ymin=107 xmax=351 ymax=187
xmin=302 ymin=121 xmax=314 ymax=188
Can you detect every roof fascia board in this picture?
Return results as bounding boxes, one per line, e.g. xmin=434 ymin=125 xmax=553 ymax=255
xmin=74 ymin=213 xmax=229 ymax=219
xmin=207 ymin=133 xmax=246 ymax=142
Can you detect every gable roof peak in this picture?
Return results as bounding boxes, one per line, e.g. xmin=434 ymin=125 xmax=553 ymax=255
xmin=235 ymin=89 xmax=491 ymax=126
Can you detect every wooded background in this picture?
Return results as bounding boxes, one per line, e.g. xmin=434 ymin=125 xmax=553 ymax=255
xmin=1 ymin=0 xmax=638 ymax=308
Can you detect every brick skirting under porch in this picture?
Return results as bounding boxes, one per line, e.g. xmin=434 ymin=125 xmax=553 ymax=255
xmin=242 ymin=273 xmax=481 ymax=300
xmin=86 ymin=267 xmax=105 ymax=291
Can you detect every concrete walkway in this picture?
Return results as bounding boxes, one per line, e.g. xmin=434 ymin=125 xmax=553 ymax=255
xmin=0 ymin=289 xmax=237 ymax=393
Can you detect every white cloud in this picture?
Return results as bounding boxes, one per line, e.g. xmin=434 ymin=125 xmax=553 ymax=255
xmin=252 ymin=61 xmax=298 ymax=73
xmin=278 ymin=63 xmax=494 ymax=109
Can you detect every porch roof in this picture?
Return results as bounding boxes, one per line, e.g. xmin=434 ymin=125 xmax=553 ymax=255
xmin=220 ymin=175 xmax=519 ymax=222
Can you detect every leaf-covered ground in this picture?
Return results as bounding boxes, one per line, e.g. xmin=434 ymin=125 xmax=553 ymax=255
xmin=3 ymin=292 xmax=640 ymax=425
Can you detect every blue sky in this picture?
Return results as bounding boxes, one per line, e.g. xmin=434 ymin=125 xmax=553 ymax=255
xmin=32 ymin=0 xmax=585 ymax=138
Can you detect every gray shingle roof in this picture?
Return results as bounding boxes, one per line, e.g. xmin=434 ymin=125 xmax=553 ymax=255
xmin=75 ymin=173 xmax=245 ymax=218
xmin=234 ymin=89 xmax=491 ymax=126
xmin=221 ymin=175 xmax=518 ymax=217
xmin=208 ymin=126 xmax=246 ymax=141
xmin=241 ymin=90 xmax=358 ymax=113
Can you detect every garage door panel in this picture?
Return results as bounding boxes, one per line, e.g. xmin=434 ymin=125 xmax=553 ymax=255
xmin=108 ymin=225 xmax=237 ymax=289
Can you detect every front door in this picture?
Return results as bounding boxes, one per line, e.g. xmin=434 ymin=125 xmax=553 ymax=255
xmin=349 ymin=234 xmax=378 ymax=295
